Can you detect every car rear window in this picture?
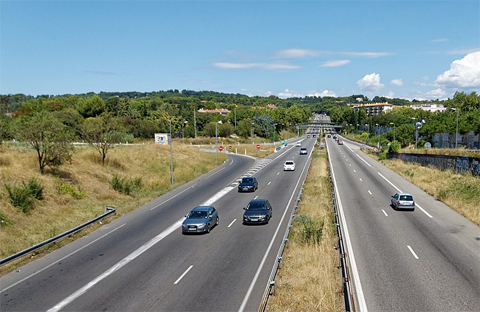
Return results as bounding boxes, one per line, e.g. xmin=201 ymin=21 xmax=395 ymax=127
xmin=400 ymin=195 xmax=413 ymax=201
xmin=286 ymin=161 xmax=294 ymax=165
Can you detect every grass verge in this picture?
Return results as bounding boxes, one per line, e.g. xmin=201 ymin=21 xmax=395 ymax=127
xmin=0 ymin=142 xmax=227 ymax=274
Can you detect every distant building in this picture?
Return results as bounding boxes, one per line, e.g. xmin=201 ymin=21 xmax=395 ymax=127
xmin=410 ymin=103 xmax=446 ymax=113
xmin=351 ymin=102 xmax=393 ymax=116
xmin=197 ymin=108 xmax=230 ymax=116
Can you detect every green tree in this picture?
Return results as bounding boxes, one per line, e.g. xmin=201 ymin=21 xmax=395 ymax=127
xmin=17 ymin=111 xmax=74 ymax=173
xmin=82 ymin=114 xmax=126 ymax=165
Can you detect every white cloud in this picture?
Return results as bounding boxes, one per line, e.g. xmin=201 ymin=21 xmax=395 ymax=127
xmin=431 ymin=38 xmax=449 ymax=43
xmin=321 ymin=60 xmax=350 ymax=67
xmin=447 ymin=47 xmax=480 ymax=55
xmin=435 ymin=51 xmax=480 ymax=88
xmin=424 ymin=88 xmax=447 ymax=99
xmin=307 ymin=90 xmax=337 ymax=97
xmin=390 ymin=79 xmax=403 ymax=86
xmin=341 ymin=52 xmax=393 ymax=58
xmin=275 ymin=49 xmax=320 ymax=58
xmin=277 ymin=89 xmax=305 ymax=98
xmin=357 ymin=73 xmax=384 ymax=92
xmin=214 ymin=62 xmax=300 ymax=70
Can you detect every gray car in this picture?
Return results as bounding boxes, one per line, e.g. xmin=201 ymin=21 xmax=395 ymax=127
xmin=182 ymin=206 xmax=219 ymax=234
xmin=243 ymin=199 xmax=272 ymax=224
xmin=390 ymin=192 xmax=415 ymax=211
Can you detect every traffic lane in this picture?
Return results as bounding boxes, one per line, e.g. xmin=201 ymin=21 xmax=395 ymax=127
xmin=0 ymin=154 xmax=254 ymax=311
xmin=328 ymin=140 xmax=480 ymax=311
xmin=154 ymin=162 xmax=303 ymax=311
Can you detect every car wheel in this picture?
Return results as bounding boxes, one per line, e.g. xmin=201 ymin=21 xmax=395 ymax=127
xmin=215 ymin=216 xmax=219 ymax=226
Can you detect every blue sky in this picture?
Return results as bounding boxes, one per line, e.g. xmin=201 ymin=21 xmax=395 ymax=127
xmin=1 ymin=0 xmax=479 ymax=100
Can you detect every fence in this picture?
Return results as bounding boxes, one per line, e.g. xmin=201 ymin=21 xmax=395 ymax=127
xmin=0 ymin=206 xmax=116 ymax=266
xmin=387 ymin=153 xmax=480 ymax=177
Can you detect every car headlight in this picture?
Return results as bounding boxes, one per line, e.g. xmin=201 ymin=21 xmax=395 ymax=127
xmin=197 ymin=223 xmax=206 ymax=229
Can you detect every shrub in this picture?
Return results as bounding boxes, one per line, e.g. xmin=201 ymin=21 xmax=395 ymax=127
xmin=4 ymin=178 xmax=44 ymax=213
xmin=293 ymin=215 xmax=324 ymax=245
xmin=111 ymin=175 xmax=142 ymax=195
xmin=389 ymin=140 xmax=401 ymax=153
xmin=0 ymin=212 xmax=11 ymax=227
xmin=57 ymin=182 xmax=86 ymax=199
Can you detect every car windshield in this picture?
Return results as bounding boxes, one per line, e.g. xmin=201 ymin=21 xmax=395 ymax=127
xmin=242 ymin=178 xmax=253 ymax=183
xmin=188 ymin=210 xmax=208 ymax=218
xmin=400 ymin=195 xmax=413 ymax=201
xmin=247 ymin=202 xmax=266 ymax=210
xmin=286 ymin=162 xmax=294 ymax=165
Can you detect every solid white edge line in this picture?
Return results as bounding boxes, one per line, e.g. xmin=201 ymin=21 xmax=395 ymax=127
xmin=407 ymin=245 xmax=419 ymax=259
xmin=355 ymin=153 xmax=372 ymax=167
xmin=0 ymin=224 xmax=127 ymax=294
xmin=228 ymin=219 xmax=236 ymax=228
xmin=238 ymin=146 xmax=312 ymax=312
xmin=174 ymin=265 xmax=193 ymax=285
xmin=329 ymin=143 xmax=369 ymax=312
xmin=47 ymin=219 xmax=184 ymax=312
xmin=377 ymin=172 xmax=433 ymax=218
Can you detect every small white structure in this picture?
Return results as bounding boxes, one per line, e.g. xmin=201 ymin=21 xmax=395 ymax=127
xmin=154 ymin=133 xmax=170 ymax=145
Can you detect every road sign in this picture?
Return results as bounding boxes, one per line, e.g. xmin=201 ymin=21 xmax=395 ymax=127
xmin=228 ymin=145 xmax=232 ymax=149
xmin=219 ymin=146 xmax=224 ymax=151
xmin=256 ymin=144 xmax=261 ymax=150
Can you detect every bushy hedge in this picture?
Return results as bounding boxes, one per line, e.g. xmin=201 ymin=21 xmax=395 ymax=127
xmin=111 ymin=175 xmax=142 ymax=195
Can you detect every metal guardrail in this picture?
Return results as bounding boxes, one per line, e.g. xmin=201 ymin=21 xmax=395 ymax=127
xmin=257 ymin=148 xmax=355 ymax=312
xmin=0 ymin=206 xmax=116 ymax=266
xmin=257 ymin=189 xmax=303 ymax=312
xmin=328 ymin=159 xmax=355 ymax=311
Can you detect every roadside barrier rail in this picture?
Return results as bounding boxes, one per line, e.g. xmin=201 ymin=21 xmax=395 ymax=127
xmin=0 ymin=206 xmax=116 ymax=266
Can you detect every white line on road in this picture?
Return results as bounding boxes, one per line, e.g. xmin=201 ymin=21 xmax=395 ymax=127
xmin=407 ymin=245 xmax=419 ymax=259
xmin=377 ymin=172 xmax=433 ymax=218
xmin=0 ymin=224 xmax=127 ymax=294
xmin=47 ymin=219 xmax=184 ymax=312
xmin=353 ymin=170 xmax=356 ymax=173
xmin=359 ymin=178 xmax=363 ymax=182
xmin=355 ymin=153 xmax=372 ymax=167
xmin=174 ymin=265 xmax=193 ymax=284
xmin=267 ymin=181 xmax=272 ymax=186
xmin=382 ymin=209 xmax=388 ymax=216
xmin=228 ymin=219 xmax=236 ymax=228
xmin=368 ymin=190 xmax=372 ymax=195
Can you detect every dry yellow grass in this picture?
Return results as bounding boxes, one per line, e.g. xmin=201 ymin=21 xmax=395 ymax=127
xmin=267 ymin=150 xmax=344 ymax=312
xmin=382 ymin=158 xmax=480 ymax=226
xmin=0 ymin=141 xmax=227 ymax=273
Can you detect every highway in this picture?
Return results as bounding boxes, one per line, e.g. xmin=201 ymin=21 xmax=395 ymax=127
xmin=328 ymin=135 xmax=480 ymax=311
xmin=0 ymin=137 xmax=315 ymax=312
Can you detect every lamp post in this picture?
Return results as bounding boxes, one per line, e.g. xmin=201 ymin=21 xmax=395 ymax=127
xmin=273 ymin=123 xmax=277 ymax=149
xmin=411 ymin=118 xmax=418 ymax=149
xmin=452 ymin=108 xmax=459 ymax=148
xmin=182 ymin=121 xmax=187 ymax=144
xmin=169 ymin=119 xmax=174 ymax=185
xmin=251 ymin=122 xmax=254 ymax=143
xmin=390 ymin=122 xmax=395 ymax=141
xmin=375 ymin=123 xmax=380 ymax=148
xmin=215 ymin=120 xmax=222 ymax=164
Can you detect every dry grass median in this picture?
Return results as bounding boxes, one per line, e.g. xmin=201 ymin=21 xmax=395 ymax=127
xmin=267 ymin=149 xmax=344 ymax=312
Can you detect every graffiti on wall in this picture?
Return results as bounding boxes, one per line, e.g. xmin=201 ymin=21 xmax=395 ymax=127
xmin=387 ymin=153 xmax=480 ymax=177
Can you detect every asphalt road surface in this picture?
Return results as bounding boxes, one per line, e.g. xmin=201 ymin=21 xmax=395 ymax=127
xmin=328 ymin=135 xmax=480 ymax=312
xmin=0 ymin=138 xmax=315 ymax=312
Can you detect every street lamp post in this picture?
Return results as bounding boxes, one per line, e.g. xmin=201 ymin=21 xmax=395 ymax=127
xmin=182 ymin=121 xmax=187 ymax=144
xmin=215 ymin=121 xmax=222 ymax=164
xmin=169 ymin=119 xmax=174 ymax=185
xmin=452 ymin=108 xmax=459 ymax=148
xmin=375 ymin=123 xmax=380 ymax=148
xmin=390 ymin=122 xmax=395 ymax=141
xmin=273 ymin=123 xmax=277 ymax=149
xmin=411 ymin=117 xmax=418 ymax=149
